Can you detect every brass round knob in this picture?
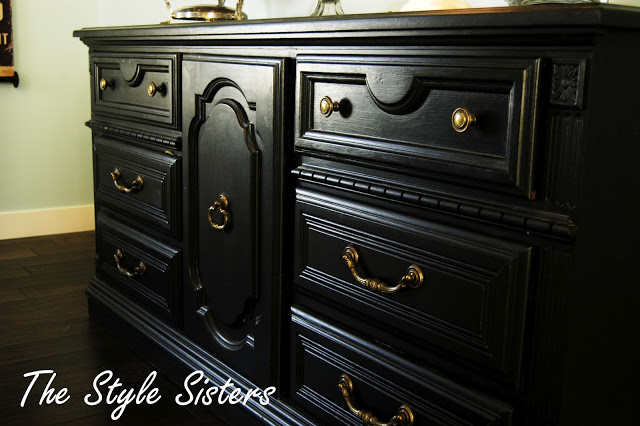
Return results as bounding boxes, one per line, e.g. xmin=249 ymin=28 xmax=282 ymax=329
xmin=148 ymin=82 xmax=164 ymax=97
xmin=452 ymin=107 xmax=476 ymax=133
xmin=99 ymin=78 xmax=112 ymax=91
xmin=320 ymin=96 xmax=340 ymax=118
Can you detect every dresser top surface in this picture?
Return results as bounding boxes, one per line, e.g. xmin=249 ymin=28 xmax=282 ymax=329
xmin=74 ymin=4 xmax=640 ymax=43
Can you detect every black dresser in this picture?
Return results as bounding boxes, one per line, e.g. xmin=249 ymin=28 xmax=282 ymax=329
xmin=75 ymin=5 xmax=640 ymax=425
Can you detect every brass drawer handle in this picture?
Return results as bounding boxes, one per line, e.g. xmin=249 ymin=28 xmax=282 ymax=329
xmin=208 ymin=194 xmax=230 ymax=231
xmin=114 ymin=249 xmax=146 ymax=278
xmin=451 ymin=107 xmax=476 ymax=133
xmin=338 ymin=374 xmax=414 ymax=426
xmin=342 ymin=245 xmax=423 ymax=294
xmin=99 ymin=78 xmax=113 ymax=91
xmin=111 ymin=168 xmax=144 ymax=193
xmin=148 ymin=82 xmax=165 ymax=97
xmin=320 ymin=96 xmax=340 ymax=117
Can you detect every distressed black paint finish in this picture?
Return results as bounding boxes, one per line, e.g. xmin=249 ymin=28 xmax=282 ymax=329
xmin=76 ymin=5 xmax=640 ymax=426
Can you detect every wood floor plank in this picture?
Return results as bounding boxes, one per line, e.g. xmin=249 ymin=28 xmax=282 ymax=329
xmin=0 ymin=327 xmax=124 ymax=367
xmin=0 ymin=291 xmax=88 ymax=331
xmin=0 ymin=343 xmax=140 ymax=388
xmin=0 ymin=288 xmax=27 ymax=304
xmin=0 ymin=290 xmax=88 ymax=315
xmin=0 ymin=266 xmax=93 ymax=291
xmin=0 ymin=267 xmax=31 ymax=280
xmin=49 ymin=232 xmax=96 ymax=247
xmin=30 ymin=242 xmax=96 ymax=257
xmin=0 ymin=234 xmax=56 ymax=250
xmin=20 ymin=280 xmax=89 ymax=299
xmin=0 ymin=248 xmax=38 ymax=261
xmin=25 ymin=259 xmax=95 ymax=278
xmin=0 ymin=317 xmax=100 ymax=349
xmin=0 ymin=250 xmax=95 ymax=271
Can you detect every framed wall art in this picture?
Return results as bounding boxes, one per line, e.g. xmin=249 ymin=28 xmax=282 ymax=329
xmin=0 ymin=0 xmax=17 ymax=87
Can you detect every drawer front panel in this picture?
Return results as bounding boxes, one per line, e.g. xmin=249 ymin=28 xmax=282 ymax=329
xmin=95 ymin=214 xmax=180 ymax=323
xmin=94 ymin=136 xmax=180 ymax=237
xmin=92 ymin=53 xmax=178 ymax=129
xmin=296 ymin=55 xmax=540 ymax=197
xmin=295 ymin=188 xmax=532 ymax=385
xmin=290 ymin=306 xmax=513 ymax=425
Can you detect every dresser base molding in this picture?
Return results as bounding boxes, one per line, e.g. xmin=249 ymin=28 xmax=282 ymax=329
xmin=86 ymin=278 xmax=312 ymax=426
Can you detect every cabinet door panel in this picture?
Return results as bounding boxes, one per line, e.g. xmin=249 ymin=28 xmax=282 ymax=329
xmin=182 ymin=56 xmax=284 ymax=388
xmin=197 ymin=94 xmax=259 ymax=346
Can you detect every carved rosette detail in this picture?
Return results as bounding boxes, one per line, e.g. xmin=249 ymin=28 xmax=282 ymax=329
xmin=550 ymin=60 xmax=586 ymax=108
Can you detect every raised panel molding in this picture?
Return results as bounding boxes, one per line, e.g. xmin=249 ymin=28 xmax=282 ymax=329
xmin=295 ymin=188 xmax=532 ymax=386
xmin=291 ymin=307 xmax=513 ymax=425
xmin=93 ymin=137 xmax=181 ymax=238
xmin=91 ymin=53 xmax=179 ymax=129
xmin=296 ymin=55 xmax=541 ymax=198
xmin=189 ymin=78 xmax=260 ymax=351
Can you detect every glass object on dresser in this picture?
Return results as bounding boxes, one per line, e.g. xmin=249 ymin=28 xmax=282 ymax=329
xmin=312 ymin=0 xmax=345 ymax=16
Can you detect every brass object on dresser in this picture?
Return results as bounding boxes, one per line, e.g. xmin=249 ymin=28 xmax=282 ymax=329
xmin=147 ymin=81 xmax=164 ymax=97
xmin=319 ymin=96 xmax=340 ymax=117
xmin=110 ymin=167 xmax=143 ymax=193
xmin=207 ymin=194 xmax=231 ymax=231
xmin=114 ymin=249 xmax=146 ymax=278
xmin=342 ymin=245 xmax=424 ymax=294
xmin=451 ymin=106 xmax=476 ymax=132
xmin=99 ymin=77 xmax=113 ymax=91
xmin=338 ymin=374 xmax=414 ymax=426
xmin=75 ymin=5 xmax=640 ymax=426
xmin=164 ymin=0 xmax=247 ymax=21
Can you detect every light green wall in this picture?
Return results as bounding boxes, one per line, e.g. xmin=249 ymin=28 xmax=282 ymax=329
xmin=0 ymin=0 xmax=98 ymax=213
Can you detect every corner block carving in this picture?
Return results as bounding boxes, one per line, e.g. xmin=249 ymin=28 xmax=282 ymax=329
xmin=550 ymin=59 xmax=586 ymax=109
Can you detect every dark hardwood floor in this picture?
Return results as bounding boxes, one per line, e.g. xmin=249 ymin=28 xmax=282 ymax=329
xmin=0 ymin=231 xmax=227 ymax=425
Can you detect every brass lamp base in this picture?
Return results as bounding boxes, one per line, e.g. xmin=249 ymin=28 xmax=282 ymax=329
xmin=165 ymin=1 xmax=247 ymax=22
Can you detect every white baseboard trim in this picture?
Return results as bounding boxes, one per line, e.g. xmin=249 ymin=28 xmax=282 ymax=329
xmin=0 ymin=205 xmax=95 ymax=240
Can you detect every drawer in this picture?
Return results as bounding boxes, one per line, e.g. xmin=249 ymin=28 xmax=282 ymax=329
xmin=95 ymin=214 xmax=180 ymax=323
xmin=94 ymin=136 xmax=180 ymax=237
xmin=295 ymin=55 xmax=540 ymax=197
xmin=295 ymin=188 xmax=532 ymax=386
xmin=91 ymin=53 xmax=178 ymax=129
xmin=290 ymin=306 xmax=513 ymax=425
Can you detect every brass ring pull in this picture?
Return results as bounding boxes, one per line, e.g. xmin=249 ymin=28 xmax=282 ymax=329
xmin=111 ymin=168 xmax=144 ymax=193
xmin=208 ymin=194 xmax=230 ymax=231
xmin=338 ymin=374 xmax=414 ymax=426
xmin=451 ymin=107 xmax=476 ymax=133
xmin=320 ymin=96 xmax=340 ymax=117
xmin=114 ymin=249 xmax=146 ymax=278
xmin=148 ymin=82 xmax=165 ymax=97
xmin=342 ymin=245 xmax=423 ymax=294
xmin=99 ymin=78 xmax=113 ymax=91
